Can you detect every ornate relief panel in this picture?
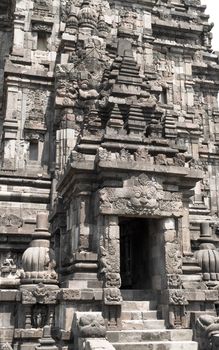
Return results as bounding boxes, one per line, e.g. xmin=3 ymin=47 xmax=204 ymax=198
xmin=98 ymin=173 xmax=183 ymax=217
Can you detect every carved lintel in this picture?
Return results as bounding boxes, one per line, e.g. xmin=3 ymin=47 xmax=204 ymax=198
xmin=99 ymin=174 xmax=183 ymax=217
xmin=21 ymin=284 xmax=58 ymax=304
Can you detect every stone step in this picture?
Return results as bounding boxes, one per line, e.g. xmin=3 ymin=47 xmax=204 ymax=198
xmin=121 ymin=290 xmax=157 ymax=301
xmin=122 ymin=320 xmax=165 ymax=330
xmin=112 ymin=341 xmax=198 ymax=350
xmin=107 ymin=329 xmax=193 ymax=343
xmin=122 ymin=301 xmax=157 ymax=312
xmin=121 ymin=310 xmax=158 ymax=321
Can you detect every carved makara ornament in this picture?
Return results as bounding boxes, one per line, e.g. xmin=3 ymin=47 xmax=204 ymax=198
xmin=196 ymin=314 xmax=219 ymax=350
xmin=78 ymin=313 xmax=106 ymax=338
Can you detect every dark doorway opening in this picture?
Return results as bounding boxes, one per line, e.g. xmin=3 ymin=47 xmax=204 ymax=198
xmin=119 ymin=217 xmax=162 ymax=290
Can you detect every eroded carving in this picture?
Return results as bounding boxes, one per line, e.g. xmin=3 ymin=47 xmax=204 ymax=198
xmin=196 ymin=315 xmax=219 ymax=350
xmin=167 ymin=274 xmax=182 ymax=289
xmin=78 ymin=313 xmax=106 ymax=338
xmin=104 ymin=288 xmax=122 ymax=305
xmin=0 ymin=215 xmax=23 ymax=228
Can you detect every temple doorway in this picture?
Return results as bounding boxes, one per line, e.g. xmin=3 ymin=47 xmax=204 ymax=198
xmin=119 ymin=217 xmax=164 ymax=290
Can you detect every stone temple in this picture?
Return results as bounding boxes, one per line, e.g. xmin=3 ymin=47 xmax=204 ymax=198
xmin=1 ymin=0 xmax=219 ymax=349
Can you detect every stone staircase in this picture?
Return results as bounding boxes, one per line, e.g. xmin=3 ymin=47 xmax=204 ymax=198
xmin=107 ymin=290 xmax=198 ymax=350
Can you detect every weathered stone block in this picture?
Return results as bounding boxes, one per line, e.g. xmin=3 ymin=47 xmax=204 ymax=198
xmin=58 ymin=289 xmax=81 ymax=301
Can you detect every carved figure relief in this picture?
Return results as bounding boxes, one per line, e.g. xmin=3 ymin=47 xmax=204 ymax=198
xmin=99 ymin=246 xmax=109 ymax=275
xmin=169 ymin=291 xmax=188 ymax=306
xmin=134 ymin=147 xmax=151 ymax=162
xmin=167 ymin=274 xmax=182 ymax=289
xmin=32 ymin=304 xmax=48 ymax=328
xmin=0 ymin=252 xmax=18 ymax=278
xmin=21 ymin=284 xmax=58 ymax=304
xmin=169 ymin=291 xmax=188 ymax=329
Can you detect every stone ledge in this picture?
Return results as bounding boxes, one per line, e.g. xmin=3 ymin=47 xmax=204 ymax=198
xmin=14 ymin=329 xmax=43 ymax=339
xmin=58 ymin=288 xmax=103 ymax=301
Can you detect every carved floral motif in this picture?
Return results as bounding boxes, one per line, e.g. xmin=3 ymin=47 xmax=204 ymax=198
xmin=0 ymin=214 xmax=23 ymax=228
xmin=0 ymin=252 xmax=18 ymax=278
xmin=32 ymin=23 xmax=53 ymax=33
xmin=134 ymin=147 xmax=151 ymax=162
xmin=116 ymin=149 xmax=132 ymax=162
xmin=165 ymin=242 xmax=183 ymax=275
xmin=97 ymin=147 xmax=112 ymax=161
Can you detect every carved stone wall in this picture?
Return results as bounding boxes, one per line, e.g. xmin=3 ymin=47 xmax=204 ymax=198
xmin=0 ymin=0 xmax=219 ymax=349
